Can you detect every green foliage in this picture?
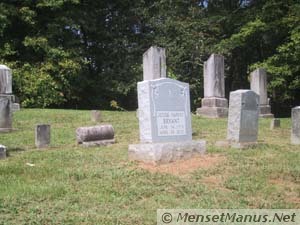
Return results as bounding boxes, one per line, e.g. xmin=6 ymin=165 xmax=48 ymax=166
xmin=0 ymin=0 xmax=299 ymax=113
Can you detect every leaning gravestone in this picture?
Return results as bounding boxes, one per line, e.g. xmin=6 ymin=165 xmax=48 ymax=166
xmin=250 ymin=68 xmax=273 ymax=117
xmin=197 ymin=54 xmax=228 ymax=118
xmin=227 ymin=90 xmax=259 ymax=148
xmin=35 ymin=124 xmax=51 ymax=148
xmin=0 ymin=96 xmax=12 ymax=132
xmin=291 ymin=106 xmax=300 ymax=145
xmin=143 ymin=46 xmax=166 ymax=80
xmin=129 ymin=78 xmax=206 ymax=164
xmin=0 ymin=65 xmax=20 ymax=112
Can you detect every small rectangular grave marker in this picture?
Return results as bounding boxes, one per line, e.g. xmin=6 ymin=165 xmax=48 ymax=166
xmin=35 ymin=124 xmax=50 ymax=148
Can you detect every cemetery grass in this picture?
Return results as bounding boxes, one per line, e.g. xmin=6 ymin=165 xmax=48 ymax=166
xmin=0 ymin=109 xmax=299 ymax=225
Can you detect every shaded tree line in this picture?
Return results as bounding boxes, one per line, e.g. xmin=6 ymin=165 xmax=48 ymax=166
xmin=0 ymin=0 xmax=299 ymax=116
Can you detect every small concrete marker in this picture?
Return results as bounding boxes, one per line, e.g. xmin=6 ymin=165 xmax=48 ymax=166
xmin=0 ymin=144 xmax=7 ymax=159
xmin=270 ymin=118 xmax=280 ymax=129
xmin=35 ymin=124 xmax=51 ymax=148
xmin=91 ymin=110 xmax=101 ymax=123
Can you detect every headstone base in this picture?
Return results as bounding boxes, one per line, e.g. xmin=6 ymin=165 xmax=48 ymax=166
xmin=12 ymin=103 xmax=20 ymax=112
xmin=80 ymin=139 xmax=115 ymax=147
xmin=259 ymin=105 xmax=273 ymax=118
xmin=215 ymin=140 xmax=257 ymax=149
xmin=196 ymin=107 xmax=228 ymax=118
xmin=197 ymin=97 xmax=228 ymax=118
xmin=0 ymin=144 xmax=6 ymax=159
xmin=0 ymin=128 xmax=12 ymax=133
xmin=128 ymin=140 xmax=206 ymax=165
xmin=291 ymin=137 xmax=300 ymax=145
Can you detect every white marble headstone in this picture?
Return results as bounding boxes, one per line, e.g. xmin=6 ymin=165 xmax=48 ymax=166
xmin=203 ymin=54 xmax=225 ymax=98
xmin=0 ymin=65 xmax=12 ymax=94
xmin=137 ymin=78 xmax=192 ymax=143
xmin=143 ymin=46 xmax=166 ymax=80
xmin=250 ymin=68 xmax=268 ymax=105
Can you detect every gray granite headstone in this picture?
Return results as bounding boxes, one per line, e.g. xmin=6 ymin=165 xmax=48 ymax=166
xmin=291 ymin=106 xmax=300 ymax=145
xmin=197 ymin=54 xmax=228 ymax=118
xmin=137 ymin=78 xmax=192 ymax=143
xmin=0 ymin=144 xmax=6 ymax=159
xmin=129 ymin=78 xmax=206 ymax=164
xmin=227 ymin=90 xmax=259 ymax=148
xmin=35 ymin=124 xmax=50 ymax=148
xmin=250 ymin=68 xmax=273 ymax=117
xmin=0 ymin=96 xmax=12 ymax=132
xmin=143 ymin=46 xmax=166 ymax=80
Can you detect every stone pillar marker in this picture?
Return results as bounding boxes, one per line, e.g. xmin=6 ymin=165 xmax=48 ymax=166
xmin=35 ymin=124 xmax=51 ymax=148
xmin=227 ymin=90 xmax=259 ymax=148
xmin=129 ymin=78 xmax=206 ymax=165
xmin=0 ymin=96 xmax=12 ymax=132
xmin=197 ymin=54 xmax=228 ymax=118
xmin=291 ymin=106 xmax=300 ymax=145
xmin=0 ymin=65 xmax=20 ymax=112
xmin=250 ymin=68 xmax=273 ymax=117
xmin=143 ymin=46 xmax=166 ymax=80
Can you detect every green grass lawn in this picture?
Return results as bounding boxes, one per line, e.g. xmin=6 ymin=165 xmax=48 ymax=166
xmin=0 ymin=109 xmax=299 ymax=224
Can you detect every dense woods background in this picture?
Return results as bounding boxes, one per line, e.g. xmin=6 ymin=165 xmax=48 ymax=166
xmin=0 ymin=0 xmax=299 ymax=116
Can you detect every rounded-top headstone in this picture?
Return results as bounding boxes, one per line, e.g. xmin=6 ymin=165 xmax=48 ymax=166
xmin=0 ymin=65 xmax=12 ymax=94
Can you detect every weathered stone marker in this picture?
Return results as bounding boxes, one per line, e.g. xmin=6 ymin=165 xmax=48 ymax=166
xmin=197 ymin=54 xmax=228 ymax=118
xmin=0 ymin=96 xmax=12 ymax=132
xmin=291 ymin=106 xmax=300 ymax=145
xmin=143 ymin=46 xmax=166 ymax=80
xmin=35 ymin=124 xmax=50 ymax=148
xmin=0 ymin=144 xmax=6 ymax=159
xmin=270 ymin=118 xmax=280 ymax=129
xmin=91 ymin=110 xmax=101 ymax=123
xmin=0 ymin=65 xmax=20 ymax=112
xmin=227 ymin=90 xmax=259 ymax=148
xmin=250 ymin=68 xmax=273 ymax=117
xmin=129 ymin=78 xmax=206 ymax=164
xmin=76 ymin=124 xmax=115 ymax=147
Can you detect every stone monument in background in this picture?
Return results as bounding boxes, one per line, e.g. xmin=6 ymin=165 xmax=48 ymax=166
xmin=250 ymin=68 xmax=273 ymax=117
xmin=291 ymin=106 xmax=300 ymax=145
xmin=197 ymin=54 xmax=228 ymax=118
xmin=227 ymin=90 xmax=259 ymax=148
xmin=129 ymin=78 xmax=206 ymax=165
xmin=0 ymin=65 xmax=20 ymax=112
xmin=143 ymin=46 xmax=166 ymax=80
